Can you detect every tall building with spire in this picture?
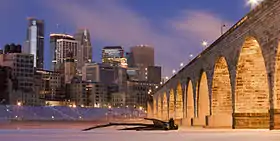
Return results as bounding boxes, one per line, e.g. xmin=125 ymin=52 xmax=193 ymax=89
xmin=74 ymin=29 xmax=92 ymax=73
xmin=24 ymin=18 xmax=45 ymax=69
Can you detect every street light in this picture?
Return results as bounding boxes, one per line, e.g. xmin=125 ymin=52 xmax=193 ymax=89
xmin=73 ymin=104 xmax=77 ymax=108
xmin=202 ymin=41 xmax=208 ymax=48
xmin=180 ymin=63 xmax=184 ymax=67
xmin=17 ymin=102 xmax=22 ymax=106
xmin=172 ymin=69 xmax=176 ymax=74
xmin=165 ymin=76 xmax=169 ymax=80
xmin=247 ymin=0 xmax=262 ymax=9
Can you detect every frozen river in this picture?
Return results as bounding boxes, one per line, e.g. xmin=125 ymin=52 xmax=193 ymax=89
xmin=0 ymin=127 xmax=279 ymax=141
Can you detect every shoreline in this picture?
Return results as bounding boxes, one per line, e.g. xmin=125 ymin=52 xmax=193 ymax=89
xmin=0 ymin=118 xmax=147 ymax=129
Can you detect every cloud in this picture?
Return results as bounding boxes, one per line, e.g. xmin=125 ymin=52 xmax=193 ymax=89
xmin=42 ymin=0 xmax=233 ymax=77
xmin=170 ymin=10 xmax=233 ymax=45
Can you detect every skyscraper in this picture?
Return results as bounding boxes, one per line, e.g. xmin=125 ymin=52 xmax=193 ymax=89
xmin=55 ymin=38 xmax=78 ymax=72
xmin=129 ymin=45 xmax=154 ymax=81
xmin=25 ymin=18 xmax=45 ymax=69
xmin=50 ymin=34 xmax=75 ymax=71
xmin=74 ymin=29 xmax=92 ymax=72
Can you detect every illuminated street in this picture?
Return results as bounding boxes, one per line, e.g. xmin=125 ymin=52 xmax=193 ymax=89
xmin=0 ymin=127 xmax=279 ymax=141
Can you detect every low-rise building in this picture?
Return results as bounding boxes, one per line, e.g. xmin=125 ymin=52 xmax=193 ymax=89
xmin=90 ymin=82 xmax=110 ymax=108
xmin=126 ymin=80 xmax=158 ymax=110
xmin=35 ymin=69 xmax=63 ymax=101
xmin=0 ymin=66 xmax=15 ymax=105
xmin=0 ymin=44 xmax=42 ymax=106
xmin=111 ymin=92 xmax=126 ymax=107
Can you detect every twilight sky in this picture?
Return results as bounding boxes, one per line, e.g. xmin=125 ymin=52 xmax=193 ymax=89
xmin=0 ymin=0 xmax=251 ymax=77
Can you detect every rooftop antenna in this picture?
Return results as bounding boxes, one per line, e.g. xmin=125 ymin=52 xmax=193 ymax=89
xmin=56 ymin=23 xmax=67 ymax=34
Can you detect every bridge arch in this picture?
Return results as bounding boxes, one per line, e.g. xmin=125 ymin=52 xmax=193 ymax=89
xmin=162 ymin=92 xmax=168 ymax=120
xmin=196 ymin=71 xmax=210 ymax=124
xmin=153 ymin=98 xmax=157 ymax=118
xmin=235 ymin=36 xmax=269 ymax=114
xmin=175 ymin=82 xmax=183 ymax=119
xmin=186 ymin=79 xmax=195 ymax=124
xmin=274 ymin=42 xmax=280 ymax=109
xmin=210 ymin=56 xmax=233 ymax=127
xmin=212 ymin=56 xmax=232 ymax=115
xmin=169 ymin=89 xmax=175 ymax=118
xmin=157 ymin=95 xmax=162 ymax=119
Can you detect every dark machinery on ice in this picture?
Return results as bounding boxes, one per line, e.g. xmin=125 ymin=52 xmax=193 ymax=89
xmin=82 ymin=118 xmax=179 ymax=131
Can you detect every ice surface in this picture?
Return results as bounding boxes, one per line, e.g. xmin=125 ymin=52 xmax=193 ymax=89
xmin=0 ymin=128 xmax=279 ymax=141
xmin=0 ymin=105 xmax=146 ymax=121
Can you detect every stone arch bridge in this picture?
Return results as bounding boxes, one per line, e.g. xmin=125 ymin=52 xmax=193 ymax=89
xmin=148 ymin=0 xmax=280 ymax=129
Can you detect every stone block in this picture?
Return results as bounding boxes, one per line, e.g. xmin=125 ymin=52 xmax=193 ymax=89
xmin=233 ymin=113 xmax=270 ymax=129
xmin=192 ymin=116 xmax=206 ymax=127
xmin=174 ymin=119 xmax=182 ymax=126
xmin=270 ymin=109 xmax=280 ymax=130
xmin=181 ymin=117 xmax=193 ymax=127
xmin=207 ymin=114 xmax=232 ymax=128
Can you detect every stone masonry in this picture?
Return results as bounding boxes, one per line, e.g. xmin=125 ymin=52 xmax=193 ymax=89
xmin=149 ymin=0 xmax=280 ymax=129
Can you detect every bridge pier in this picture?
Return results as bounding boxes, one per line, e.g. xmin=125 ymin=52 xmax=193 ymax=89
xmin=233 ymin=113 xmax=270 ymax=129
xmin=174 ymin=118 xmax=183 ymax=126
xmin=270 ymin=109 xmax=280 ymax=130
xmin=192 ymin=116 xmax=207 ymax=127
xmin=181 ymin=117 xmax=193 ymax=126
xmin=207 ymin=114 xmax=232 ymax=128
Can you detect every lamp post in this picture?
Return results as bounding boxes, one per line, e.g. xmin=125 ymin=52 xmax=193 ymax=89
xmin=221 ymin=24 xmax=226 ymax=35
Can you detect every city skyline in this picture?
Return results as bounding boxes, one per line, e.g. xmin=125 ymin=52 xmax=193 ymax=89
xmin=0 ymin=0 xmax=251 ymax=76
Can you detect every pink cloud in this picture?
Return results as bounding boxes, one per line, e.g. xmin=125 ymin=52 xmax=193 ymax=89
xmin=42 ymin=0 xmax=233 ymax=77
xmin=170 ymin=10 xmax=233 ymax=45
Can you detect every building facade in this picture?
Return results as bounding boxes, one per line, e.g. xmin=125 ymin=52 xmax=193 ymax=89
xmin=68 ymin=80 xmax=112 ymax=107
xmin=63 ymin=58 xmax=77 ymax=84
xmin=68 ymin=80 xmax=89 ymax=107
xmin=111 ymin=92 xmax=126 ymax=107
xmin=34 ymin=69 xmax=63 ymax=101
xmin=25 ymin=18 xmax=44 ymax=69
xmin=50 ymin=34 xmax=75 ymax=71
xmin=0 ymin=52 xmax=34 ymax=92
xmin=129 ymin=45 xmax=154 ymax=81
xmin=74 ymin=29 xmax=92 ymax=72
xmin=0 ymin=66 xmax=15 ymax=105
xmin=147 ymin=66 xmax=161 ymax=84
xmin=55 ymin=38 xmax=78 ymax=72
xmin=126 ymin=80 xmax=158 ymax=109
xmin=90 ymin=82 xmax=109 ymax=108
xmin=82 ymin=63 xmax=119 ymax=84
xmin=102 ymin=46 xmax=127 ymax=68
xmin=0 ymin=47 xmax=43 ymax=106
